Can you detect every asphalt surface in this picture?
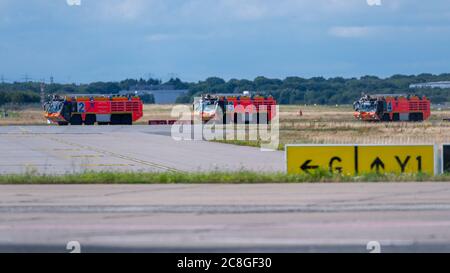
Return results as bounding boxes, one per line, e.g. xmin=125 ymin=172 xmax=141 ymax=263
xmin=0 ymin=125 xmax=284 ymax=174
xmin=1 ymin=183 xmax=450 ymax=253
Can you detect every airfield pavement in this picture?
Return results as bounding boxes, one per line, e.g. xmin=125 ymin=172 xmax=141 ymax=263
xmin=1 ymin=125 xmax=450 ymax=253
xmin=1 ymin=183 xmax=450 ymax=252
xmin=0 ymin=125 xmax=284 ymax=174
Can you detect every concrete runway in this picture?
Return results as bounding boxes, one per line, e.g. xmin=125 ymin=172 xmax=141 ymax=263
xmin=1 ymin=183 xmax=450 ymax=252
xmin=0 ymin=125 xmax=284 ymax=174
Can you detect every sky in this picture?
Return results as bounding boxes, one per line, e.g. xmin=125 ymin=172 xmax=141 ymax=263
xmin=0 ymin=0 xmax=450 ymax=83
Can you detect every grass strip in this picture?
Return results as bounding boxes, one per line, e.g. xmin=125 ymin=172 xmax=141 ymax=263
xmin=0 ymin=170 xmax=449 ymax=184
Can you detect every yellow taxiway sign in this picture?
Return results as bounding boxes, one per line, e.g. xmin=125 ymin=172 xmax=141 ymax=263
xmin=286 ymin=145 xmax=435 ymax=175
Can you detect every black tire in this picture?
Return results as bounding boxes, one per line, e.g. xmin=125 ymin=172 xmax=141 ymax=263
xmin=70 ymin=114 xmax=82 ymax=125
xmin=84 ymin=114 xmax=96 ymax=125
xmin=244 ymin=113 xmax=250 ymax=124
xmin=121 ymin=114 xmax=133 ymax=125
xmin=234 ymin=113 xmax=245 ymax=124
xmin=392 ymin=113 xmax=400 ymax=122
xmin=412 ymin=113 xmax=423 ymax=122
xmin=58 ymin=121 xmax=69 ymax=126
xmin=110 ymin=114 xmax=122 ymax=125
xmin=382 ymin=113 xmax=391 ymax=122
xmin=98 ymin=122 xmax=109 ymax=126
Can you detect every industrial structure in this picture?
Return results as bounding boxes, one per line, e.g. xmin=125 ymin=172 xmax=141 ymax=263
xmin=409 ymin=81 xmax=450 ymax=89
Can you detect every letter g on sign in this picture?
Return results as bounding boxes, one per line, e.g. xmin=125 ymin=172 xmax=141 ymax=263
xmin=366 ymin=241 xmax=381 ymax=253
xmin=66 ymin=241 xmax=81 ymax=253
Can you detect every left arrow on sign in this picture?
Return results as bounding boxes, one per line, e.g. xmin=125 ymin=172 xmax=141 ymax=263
xmin=301 ymin=160 xmax=319 ymax=173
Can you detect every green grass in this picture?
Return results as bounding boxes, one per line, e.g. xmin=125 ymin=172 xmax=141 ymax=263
xmin=0 ymin=170 xmax=449 ymax=184
xmin=211 ymin=139 xmax=285 ymax=150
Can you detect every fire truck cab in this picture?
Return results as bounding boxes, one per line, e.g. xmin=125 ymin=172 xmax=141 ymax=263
xmin=44 ymin=95 xmax=143 ymax=125
xmin=193 ymin=93 xmax=277 ymax=124
xmin=353 ymin=95 xmax=431 ymax=122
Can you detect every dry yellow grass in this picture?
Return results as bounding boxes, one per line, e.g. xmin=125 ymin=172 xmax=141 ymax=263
xmin=2 ymin=104 xmax=449 ymax=146
xmin=279 ymin=105 xmax=450 ymax=145
xmin=136 ymin=104 xmax=178 ymax=124
xmin=0 ymin=104 xmax=177 ymax=126
xmin=0 ymin=106 xmax=48 ymax=125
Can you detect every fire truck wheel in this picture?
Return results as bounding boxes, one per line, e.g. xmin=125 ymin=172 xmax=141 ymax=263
xmin=257 ymin=112 xmax=270 ymax=124
xmin=70 ymin=115 xmax=82 ymax=126
xmin=98 ymin=122 xmax=109 ymax=125
xmin=416 ymin=113 xmax=424 ymax=121
xmin=121 ymin=114 xmax=132 ymax=125
xmin=410 ymin=113 xmax=423 ymax=122
xmin=58 ymin=122 xmax=69 ymax=126
xmin=392 ymin=113 xmax=400 ymax=122
xmin=84 ymin=114 xmax=96 ymax=125
xmin=110 ymin=114 xmax=122 ymax=125
xmin=234 ymin=113 xmax=245 ymax=124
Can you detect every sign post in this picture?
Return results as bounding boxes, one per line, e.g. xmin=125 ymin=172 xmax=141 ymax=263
xmin=443 ymin=144 xmax=450 ymax=173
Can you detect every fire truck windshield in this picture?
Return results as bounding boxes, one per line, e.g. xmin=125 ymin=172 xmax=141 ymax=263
xmin=46 ymin=101 xmax=64 ymax=114
xmin=194 ymin=101 xmax=216 ymax=112
xmin=202 ymin=103 xmax=216 ymax=112
xmin=360 ymin=102 xmax=376 ymax=112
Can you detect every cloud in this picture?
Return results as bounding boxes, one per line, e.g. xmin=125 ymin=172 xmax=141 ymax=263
xmin=94 ymin=0 xmax=167 ymax=21
xmin=328 ymin=25 xmax=450 ymax=39
xmin=366 ymin=0 xmax=382 ymax=6
xmin=329 ymin=26 xmax=373 ymax=38
xmin=146 ymin=33 xmax=174 ymax=42
xmin=145 ymin=32 xmax=220 ymax=42
xmin=66 ymin=0 xmax=81 ymax=6
xmin=88 ymin=0 xmax=366 ymax=23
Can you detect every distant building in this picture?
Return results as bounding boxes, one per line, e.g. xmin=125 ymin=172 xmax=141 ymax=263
xmin=119 ymin=89 xmax=188 ymax=104
xmin=410 ymin=81 xmax=450 ymax=89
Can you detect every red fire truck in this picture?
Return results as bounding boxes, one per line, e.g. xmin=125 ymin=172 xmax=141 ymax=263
xmin=44 ymin=95 xmax=143 ymax=125
xmin=193 ymin=93 xmax=277 ymax=124
xmin=353 ymin=95 xmax=431 ymax=122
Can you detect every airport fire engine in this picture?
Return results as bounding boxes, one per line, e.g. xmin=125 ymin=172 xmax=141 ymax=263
xmin=193 ymin=92 xmax=277 ymax=124
xmin=44 ymin=95 xmax=143 ymax=125
xmin=353 ymin=95 xmax=431 ymax=122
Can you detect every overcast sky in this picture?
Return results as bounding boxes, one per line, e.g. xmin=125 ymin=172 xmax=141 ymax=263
xmin=0 ymin=0 xmax=450 ymax=83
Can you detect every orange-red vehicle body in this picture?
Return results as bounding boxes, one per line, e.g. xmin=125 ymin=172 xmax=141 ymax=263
xmin=44 ymin=96 xmax=143 ymax=125
xmin=353 ymin=95 xmax=430 ymax=122
xmin=194 ymin=95 xmax=277 ymax=123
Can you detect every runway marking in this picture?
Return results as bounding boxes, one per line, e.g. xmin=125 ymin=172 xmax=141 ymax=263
xmin=0 ymin=164 xmax=59 ymax=167
xmin=18 ymin=127 xmax=31 ymax=134
xmin=80 ymin=164 xmax=135 ymax=167
xmin=54 ymin=148 xmax=82 ymax=152
xmin=1 ymin=134 xmax=69 ymax=161
xmin=69 ymin=155 xmax=104 ymax=158
xmin=47 ymin=137 xmax=180 ymax=172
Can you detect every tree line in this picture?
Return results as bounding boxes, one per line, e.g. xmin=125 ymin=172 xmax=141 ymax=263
xmin=177 ymin=74 xmax=450 ymax=104
xmin=1 ymin=73 xmax=449 ymax=106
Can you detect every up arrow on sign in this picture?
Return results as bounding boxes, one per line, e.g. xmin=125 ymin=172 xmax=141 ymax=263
xmin=370 ymin=157 xmax=385 ymax=173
